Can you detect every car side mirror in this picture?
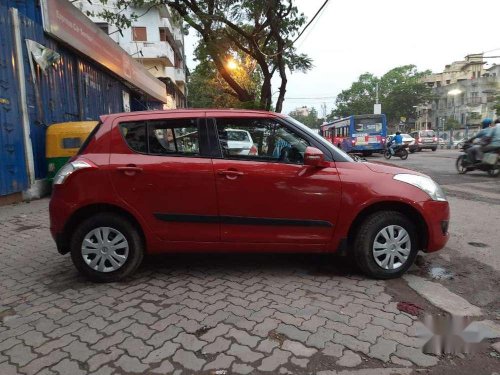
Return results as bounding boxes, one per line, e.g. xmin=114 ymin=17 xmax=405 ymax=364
xmin=304 ymin=146 xmax=326 ymax=167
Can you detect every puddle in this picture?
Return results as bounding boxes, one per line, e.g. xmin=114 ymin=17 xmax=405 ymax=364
xmin=428 ymin=266 xmax=454 ymax=280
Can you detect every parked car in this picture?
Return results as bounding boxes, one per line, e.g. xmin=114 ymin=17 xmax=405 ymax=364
xmin=387 ymin=133 xmax=415 ymax=147
xmin=223 ymin=129 xmax=258 ymax=156
xmin=453 ymin=138 xmax=466 ymax=148
xmin=409 ymin=130 xmax=438 ymax=152
xmin=50 ymin=109 xmax=450 ymax=282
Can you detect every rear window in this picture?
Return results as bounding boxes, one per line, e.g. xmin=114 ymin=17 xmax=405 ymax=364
xmin=227 ymin=130 xmax=250 ymax=142
xmin=77 ymin=122 xmax=100 ymax=155
xmin=420 ymin=130 xmax=435 ymax=137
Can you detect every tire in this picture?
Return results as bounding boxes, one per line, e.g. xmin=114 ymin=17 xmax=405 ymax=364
xmin=70 ymin=213 xmax=144 ymax=282
xmin=383 ymin=150 xmax=392 ymax=159
xmin=417 ymin=148 xmax=422 ymax=152
xmin=362 ymin=151 xmax=373 ymax=157
xmin=400 ymin=149 xmax=409 ymax=160
xmin=456 ymin=155 xmax=467 ymax=174
xmin=409 ymin=148 xmax=416 ymax=154
xmin=487 ymin=160 xmax=500 ymax=177
xmin=432 ymin=147 xmax=437 ymax=152
xmin=353 ymin=211 xmax=418 ymax=279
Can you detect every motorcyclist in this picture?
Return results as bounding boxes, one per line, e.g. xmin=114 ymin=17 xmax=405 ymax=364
xmin=466 ymin=118 xmax=492 ymax=163
xmin=389 ymin=131 xmax=403 ymax=155
xmin=481 ymin=118 xmax=500 ymax=155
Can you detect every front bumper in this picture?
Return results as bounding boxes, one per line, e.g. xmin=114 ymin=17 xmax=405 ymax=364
xmin=419 ymin=200 xmax=450 ymax=252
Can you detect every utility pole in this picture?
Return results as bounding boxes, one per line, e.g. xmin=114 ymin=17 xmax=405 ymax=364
xmin=321 ymin=102 xmax=327 ymax=119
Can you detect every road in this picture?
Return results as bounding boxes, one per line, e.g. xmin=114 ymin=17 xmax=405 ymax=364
xmin=0 ymin=150 xmax=499 ymax=375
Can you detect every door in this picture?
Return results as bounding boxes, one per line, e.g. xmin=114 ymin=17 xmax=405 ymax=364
xmin=211 ymin=117 xmax=342 ymax=244
xmin=109 ymin=115 xmax=219 ymax=242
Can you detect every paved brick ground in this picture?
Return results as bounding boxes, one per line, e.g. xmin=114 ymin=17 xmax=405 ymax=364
xmin=0 ymin=200 xmax=438 ymax=374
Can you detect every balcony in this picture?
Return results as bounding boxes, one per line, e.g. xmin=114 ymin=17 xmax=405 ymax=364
xmin=124 ymin=41 xmax=174 ymax=67
xmin=467 ymin=97 xmax=483 ymax=105
xmin=173 ymin=29 xmax=183 ymax=48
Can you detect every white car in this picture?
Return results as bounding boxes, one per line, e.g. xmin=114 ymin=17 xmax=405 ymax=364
xmin=225 ymin=129 xmax=258 ymax=156
xmin=387 ymin=133 xmax=415 ymax=146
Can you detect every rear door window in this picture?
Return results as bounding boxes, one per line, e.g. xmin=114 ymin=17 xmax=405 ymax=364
xmin=119 ymin=119 xmax=201 ymax=156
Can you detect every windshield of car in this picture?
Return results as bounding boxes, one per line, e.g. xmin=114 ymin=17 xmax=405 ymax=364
xmin=285 ymin=116 xmax=354 ymax=162
xmin=402 ymin=134 xmax=412 ymax=139
xmin=226 ymin=130 xmax=250 ymax=142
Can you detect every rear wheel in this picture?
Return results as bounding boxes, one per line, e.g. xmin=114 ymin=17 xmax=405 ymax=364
xmin=383 ymin=150 xmax=392 ymax=159
xmin=353 ymin=211 xmax=418 ymax=279
xmin=400 ymin=149 xmax=409 ymax=160
xmin=409 ymin=148 xmax=416 ymax=153
xmin=456 ymin=155 xmax=468 ymax=174
xmin=432 ymin=147 xmax=437 ymax=152
xmin=70 ymin=213 xmax=144 ymax=282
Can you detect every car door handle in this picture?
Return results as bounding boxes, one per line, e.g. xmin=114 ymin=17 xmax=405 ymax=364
xmin=217 ymin=170 xmax=244 ymax=179
xmin=117 ymin=165 xmax=143 ymax=175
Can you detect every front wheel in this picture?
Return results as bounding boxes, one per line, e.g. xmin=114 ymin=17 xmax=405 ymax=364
xmin=70 ymin=213 xmax=144 ymax=282
xmin=353 ymin=211 xmax=418 ymax=279
xmin=456 ymin=155 xmax=468 ymax=174
xmin=400 ymin=149 xmax=409 ymax=160
xmin=487 ymin=159 xmax=500 ymax=177
xmin=409 ymin=148 xmax=416 ymax=154
xmin=384 ymin=150 xmax=392 ymax=159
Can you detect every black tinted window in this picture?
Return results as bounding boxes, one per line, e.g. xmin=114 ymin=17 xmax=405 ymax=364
xmin=121 ymin=122 xmax=148 ymax=153
xmin=120 ymin=119 xmax=200 ymax=156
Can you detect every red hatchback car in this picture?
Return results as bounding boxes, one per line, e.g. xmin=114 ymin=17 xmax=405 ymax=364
xmin=49 ymin=109 xmax=449 ymax=282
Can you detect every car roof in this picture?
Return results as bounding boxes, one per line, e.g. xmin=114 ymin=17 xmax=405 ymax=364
xmin=100 ymin=108 xmax=286 ymax=122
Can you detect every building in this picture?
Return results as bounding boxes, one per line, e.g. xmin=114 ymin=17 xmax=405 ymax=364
xmin=0 ymin=0 xmax=169 ymax=202
xmin=415 ymin=54 xmax=499 ymax=134
xmin=293 ymin=106 xmax=310 ymax=117
xmin=74 ymin=1 xmax=187 ymax=109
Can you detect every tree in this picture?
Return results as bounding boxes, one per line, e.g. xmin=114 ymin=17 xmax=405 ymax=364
xmin=444 ymin=118 xmax=461 ymax=131
xmin=187 ymin=46 xmax=262 ymax=108
xmin=289 ymin=107 xmax=323 ymax=129
xmin=91 ymin=0 xmax=313 ymax=112
xmin=328 ymin=65 xmax=432 ymax=126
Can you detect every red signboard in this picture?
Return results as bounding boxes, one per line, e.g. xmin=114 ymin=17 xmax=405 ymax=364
xmin=41 ymin=0 xmax=168 ymax=103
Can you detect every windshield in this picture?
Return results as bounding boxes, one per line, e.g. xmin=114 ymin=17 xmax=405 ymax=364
xmin=285 ymin=116 xmax=354 ymax=162
xmin=354 ymin=117 xmax=383 ymax=134
xmin=420 ymin=130 xmax=435 ymax=137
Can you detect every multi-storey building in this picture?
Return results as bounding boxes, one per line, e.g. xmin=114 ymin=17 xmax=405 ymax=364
xmin=415 ymin=54 xmax=499 ymax=133
xmin=74 ymin=1 xmax=187 ymax=109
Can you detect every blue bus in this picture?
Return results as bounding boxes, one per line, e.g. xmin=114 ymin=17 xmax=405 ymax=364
xmin=320 ymin=114 xmax=388 ymax=156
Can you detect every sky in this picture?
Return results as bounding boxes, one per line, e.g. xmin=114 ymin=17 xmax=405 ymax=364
xmin=183 ymin=0 xmax=500 ymax=116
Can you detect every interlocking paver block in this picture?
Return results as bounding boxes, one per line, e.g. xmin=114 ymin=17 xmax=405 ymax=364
xmin=305 ymin=327 xmax=335 ymax=349
xmin=257 ymin=348 xmax=291 ymax=371
xmin=202 ymin=337 xmax=232 ymax=355
xmin=88 ymin=348 xmax=124 ymax=372
xmin=322 ymin=342 xmax=344 ymax=357
xmin=282 ymin=340 xmax=317 ymax=357
xmin=369 ymin=337 xmax=397 ymax=362
xmin=5 ymin=343 xmax=37 ymax=366
xmin=358 ymin=324 xmax=384 ymax=344
xmin=147 ymin=326 xmax=183 ymax=348
xmin=52 ymin=358 xmax=87 ymax=375
xmin=36 ymin=334 xmax=76 ymax=355
xmin=200 ymin=323 xmax=232 ymax=342
xmin=395 ymin=344 xmax=438 ymax=367
xmin=116 ymin=354 xmax=150 ymax=373
xmin=204 ymin=353 xmax=235 ymax=370
xmin=227 ymin=327 xmax=260 ymax=348
xmin=62 ymin=340 xmax=95 ymax=362
xmin=118 ymin=336 xmax=154 ymax=359
xmin=227 ymin=343 xmax=264 ymax=363
xmin=336 ymin=349 xmax=362 ymax=367
xmin=334 ymin=333 xmax=370 ymax=354
xmin=276 ymin=323 xmax=310 ymax=342
xmin=172 ymin=349 xmax=206 ymax=371
xmin=20 ymin=349 xmax=67 ymax=375
xmin=232 ymin=363 xmax=254 ymax=374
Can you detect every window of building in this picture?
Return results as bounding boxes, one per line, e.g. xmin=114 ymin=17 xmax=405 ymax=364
xmin=215 ymin=118 xmax=309 ymax=164
xmin=159 ymin=28 xmax=167 ymax=42
xmin=132 ymin=27 xmax=147 ymax=41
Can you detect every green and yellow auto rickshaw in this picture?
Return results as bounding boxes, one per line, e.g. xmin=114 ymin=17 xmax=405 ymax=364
xmin=46 ymin=121 xmax=98 ymax=181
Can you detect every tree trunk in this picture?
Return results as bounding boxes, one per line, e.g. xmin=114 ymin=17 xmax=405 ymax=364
xmin=275 ymin=66 xmax=287 ymax=113
xmin=260 ymin=73 xmax=272 ymax=110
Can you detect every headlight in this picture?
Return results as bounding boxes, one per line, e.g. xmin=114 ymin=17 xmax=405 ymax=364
xmin=393 ymin=173 xmax=447 ymax=201
xmin=53 ymin=160 xmax=92 ymax=185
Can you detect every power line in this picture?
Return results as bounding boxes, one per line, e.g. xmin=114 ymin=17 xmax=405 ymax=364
xmin=292 ymin=0 xmax=330 ymax=45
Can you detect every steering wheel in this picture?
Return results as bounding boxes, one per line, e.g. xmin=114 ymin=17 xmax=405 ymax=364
xmin=279 ymin=146 xmax=292 ymax=163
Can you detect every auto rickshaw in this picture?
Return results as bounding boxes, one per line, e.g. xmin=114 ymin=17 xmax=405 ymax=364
xmin=46 ymin=121 xmax=98 ymax=181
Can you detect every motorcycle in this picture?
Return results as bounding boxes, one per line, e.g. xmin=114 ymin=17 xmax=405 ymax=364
xmin=384 ymin=143 xmax=409 ymax=160
xmin=456 ymin=141 xmax=500 ymax=177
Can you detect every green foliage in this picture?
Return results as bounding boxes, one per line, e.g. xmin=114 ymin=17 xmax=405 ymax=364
xmin=328 ymin=65 xmax=433 ymax=126
xmin=288 ymin=107 xmax=323 ymax=129
xmin=444 ymin=118 xmax=461 ymax=131
xmin=494 ymin=95 xmax=500 ymax=116
xmin=92 ymin=0 xmax=313 ymax=112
